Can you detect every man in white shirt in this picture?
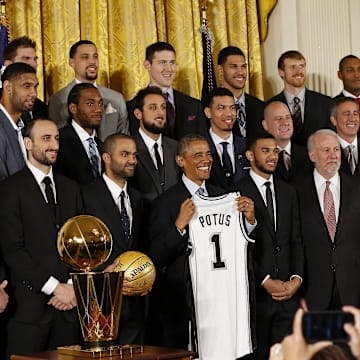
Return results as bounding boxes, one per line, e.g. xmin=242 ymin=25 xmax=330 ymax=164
xmin=48 ymin=40 xmax=128 ymax=141
xmin=0 ymin=62 xmax=38 ymax=180
xmin=330 ymin=97 xmax=360 ymax=175
xmin=298 ymin=129 xmax=360 ymax=312
xmin=54 ymin=83 xmax=104 ymax=185
xmin=0 ymin=118 xmax=82 ymax=356
xmin=130 ymin=86 xmax=179 ymax=205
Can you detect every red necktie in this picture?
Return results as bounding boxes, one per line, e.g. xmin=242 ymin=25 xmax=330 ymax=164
xmin=323 ymin=181 xmax=336 ymax=241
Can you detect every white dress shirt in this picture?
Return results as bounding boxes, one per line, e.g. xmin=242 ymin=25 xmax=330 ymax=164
xmin=139 ymin=127 xmax=163 ymax=168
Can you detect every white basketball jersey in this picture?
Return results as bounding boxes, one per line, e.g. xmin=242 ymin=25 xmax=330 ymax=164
xmin=189 ymin=192 xmax=254 ymax=360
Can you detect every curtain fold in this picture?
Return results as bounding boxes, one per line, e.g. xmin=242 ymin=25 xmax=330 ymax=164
xmin=6 ymin=0 xmax=277 ymax=102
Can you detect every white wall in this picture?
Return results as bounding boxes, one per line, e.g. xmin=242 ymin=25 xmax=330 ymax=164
xmin=261 ymin=0 xmax=360 ymax=100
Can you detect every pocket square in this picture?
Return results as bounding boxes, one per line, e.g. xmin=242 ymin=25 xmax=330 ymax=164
xmin=105 ymin=103 xmax=117 ymax=114
xmin=187 ymin=115 xmax=196 ymax=121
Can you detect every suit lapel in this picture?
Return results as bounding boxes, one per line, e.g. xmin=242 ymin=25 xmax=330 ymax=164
xmin=162 ymin=137 xmax=178 ymax=190
xmin=335 ymin=174 xmax=351 ymax=242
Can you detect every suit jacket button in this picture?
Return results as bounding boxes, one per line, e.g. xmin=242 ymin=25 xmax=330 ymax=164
xmin=274 ymin=267 xmax=279 ymax=273
xmin=332 ymin=244 xmax=336 ymax=250
xmin=27 ymin=285 xmax=33 ymax=291
xmin=21 ymin=280 xmax=26 ymax=285
xmin=225 ymin=172 xmax=231 ymax=178
xmin=275 ymin=245 xmax=281 ymax=252
xmin=331 ymin=265 xmax=335 ymax=271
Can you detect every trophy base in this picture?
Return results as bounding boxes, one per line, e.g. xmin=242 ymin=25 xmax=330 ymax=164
xmin=57 ymin=344 xmax=144 ymax=358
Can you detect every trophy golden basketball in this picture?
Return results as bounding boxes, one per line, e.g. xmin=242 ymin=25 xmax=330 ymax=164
xmin=57 ymin=215 xmax=143 ymax=357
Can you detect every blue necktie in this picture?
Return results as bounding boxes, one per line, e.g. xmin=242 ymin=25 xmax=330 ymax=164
xmin=119 ymin=191 xmax=131 ymax=242
xmin=87 ymin=137 xmax=100 ymax=179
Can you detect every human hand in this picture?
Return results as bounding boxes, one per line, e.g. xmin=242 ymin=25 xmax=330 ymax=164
xmin=263 ymin=278 xmax=286 ymax=296
xmin=343 ymin=305 xmax=360 ymax=359
xmin=49 ymin=283 xmax=76 ymax=310
xmin=175 ymin=198 xmax=195 ymax=232
xmin=0 ymin=280 xmax=9 ymax=313
xmin=270 ymin=309 xmax=332 ymax=360
xmin=272 ymin=277 xmax=301 ymax=301
xmin=236 ymin=196 xmax=255 ymax=224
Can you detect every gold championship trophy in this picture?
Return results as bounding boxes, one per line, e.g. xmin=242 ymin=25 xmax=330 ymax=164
xmin=56 ymin=215 xmax=143 ymax=357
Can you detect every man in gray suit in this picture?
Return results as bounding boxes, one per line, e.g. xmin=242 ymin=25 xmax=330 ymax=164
xmin=48 ymin=40 xmax=129 ymax=141
xmin=0 ymin=62 xmax=38 ymax=180
xmin=129 ymin=86 xmax=179 ymax=206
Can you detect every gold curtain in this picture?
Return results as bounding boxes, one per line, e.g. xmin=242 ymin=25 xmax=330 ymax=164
xmin=6 ymin=0 xmax=277 ymax=102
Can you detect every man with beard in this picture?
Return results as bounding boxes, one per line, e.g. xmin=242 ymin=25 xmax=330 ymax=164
xmin=231 ymin=132 xmax=303 ymax=360
xmin=297 ymin=129 xmax=360 ymax=311
xmin=203 ymin=87 xmax=249 ymax=190
xmin=217 ymin=46 xmax=265 ymax=140
xmin=130 ymin=86 xmax=179 ymax=206
xmin=262 ymin=101 xmax=313 ymax=184
xmin=3 ymin=36 xmax=48 ymax=121
xmin=0 ymin=118 xmax=82 ymax=357
xmin=0 ymin=62 xmax=38 ymax=180
xmin=269 ymin=50 xmax=333 ymax=145
xmin=54 ymin=83 xmax=104 ymax=185
xmin=81 ymin=133 xmax=147 ymax=344
xmin=48 ymin=40 xmax=128 ymax=141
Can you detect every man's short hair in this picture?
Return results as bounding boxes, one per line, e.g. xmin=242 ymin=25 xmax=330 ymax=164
xmin=338 ymin=54 xmax=360 ymax=71
xmin=177 ymin=133 xmax=207 ymax=156
xmin=133 ymin=86 xmax=164 ymax=111
xmin=277 ymin=50 xmax=305 ymax=70
xmin=23 ymin=118 xmax=57 ymax=139
xmin=67 ymin=83 xmax=97 ymax=118
xmin=307 ymin=129 xmax=338 ymax=152
xmin=4 ymin=36 xmax=36 ymax=62
xmin=103 ymin=133 xmax=135 ymax=155
xmin=246 ymin=131 xmax=275 ymax=151
xmin=202 ymin=87 xmax=234 ymax=109
xmin=1 ymin=62 xmax=36 ymax=83
xmin=217 ymin=46 xmax=245 ymax=66
xmin=145 ymin=42 xmax=175 ymax=62
xmin=69 ymin=40 xmax=96 ymax=58
xmin=330 ymin=96 xmax=359 ymax=118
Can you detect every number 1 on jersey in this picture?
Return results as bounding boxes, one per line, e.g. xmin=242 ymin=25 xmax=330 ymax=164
xmin=211 ymin=233 xmax=226 ymax=269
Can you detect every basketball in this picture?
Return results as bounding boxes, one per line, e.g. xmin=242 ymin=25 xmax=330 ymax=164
xmin=113 ymin=251 xmax=156 ymax=295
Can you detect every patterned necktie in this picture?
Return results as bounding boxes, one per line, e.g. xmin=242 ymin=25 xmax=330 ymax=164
xmin=220 ymin=141 xmax=233 ymax=179
xmin=235 ymin=100 xmax=246 ymax=138
xmin=153 ymin=142 xmax=165 ymax=187
xmin=282 ymin=150 xmax=291 ymax=171
xmin=87 ymin=137 xmax=100 ymax=179
xmin=265 ymin=181 xmax=275 ymax=228
xmin=164 ymin=92 xmax=175 ymax=138
xmin=347 ymin=145 xmax=356 ymax=175
xmin=323 ymin=181 xmax=336 ymax=241
xmin=119 ymin=191 xmax=131 ymax=242
xmin=292 ymin=97 xmax=302 ymax=135
xmin=42 ymin=176 xmax=56 ymax=215
xmin=196 ymin=187 xmax=205 ymax=196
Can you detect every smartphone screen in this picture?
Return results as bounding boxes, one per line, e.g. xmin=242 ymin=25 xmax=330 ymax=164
xmin=303 ymin=311 xmax=355 ymax=342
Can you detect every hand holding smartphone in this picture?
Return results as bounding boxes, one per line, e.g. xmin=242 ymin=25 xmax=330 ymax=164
xmin=302 ymin=311 xmax=355 ymax=342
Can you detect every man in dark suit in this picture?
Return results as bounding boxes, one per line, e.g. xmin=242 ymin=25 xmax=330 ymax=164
xmin=231 ymin=132 xmax=304 ymax=360
xmin=0 ymin=118 xmax=82 ymax=357
xmin=3 ymin=36 xmax=48 ymax=121
xmin=149 ymin=134 xmax=256 ymax=359
xmin=217 ymin=46 xmax=265 ymax=140
xmin=0 ymin=62 xmax=38 ymax=180
xmin=298 ymin=129 xmax=360 ymax=311
xmin=54 ymin=83 xmax=103 ymax=185
xmin=262 ymin=100 xmax=313 ymax=184
xmin=330 ymin=97 xmax=360 ymax=176
xmin=82 ymin=133 xmax=146 ymax=344
xmin=129 ymin=86 xmax=179 ymax=206
xmin=270 ymin=50 xmax=333 ymax=145
xmin=333 ymin=55 xmax=360 ymax=101
xmin=203 ymin=87 xmax=249 ymax=190
xmin=127 ymin=42 xmax=207 ymax=140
